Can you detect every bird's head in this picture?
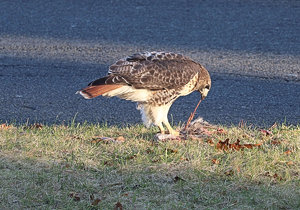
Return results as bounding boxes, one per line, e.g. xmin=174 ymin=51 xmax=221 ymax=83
xmin=199 ymin=82 xmax=211 ymax=100
xmin=197 ymin=66 xmax=211 ymax=100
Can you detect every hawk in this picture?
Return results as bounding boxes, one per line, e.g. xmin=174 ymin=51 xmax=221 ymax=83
xmin=76 ymin=51 xmax=211 ymax=136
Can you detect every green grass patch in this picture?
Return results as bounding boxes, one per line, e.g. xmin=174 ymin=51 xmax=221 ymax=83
xmin=0 ymin=122 xmax=300 ymax=209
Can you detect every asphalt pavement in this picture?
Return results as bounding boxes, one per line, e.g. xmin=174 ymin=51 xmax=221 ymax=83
xmin=0 ymin=0 xmax=299 ymax=127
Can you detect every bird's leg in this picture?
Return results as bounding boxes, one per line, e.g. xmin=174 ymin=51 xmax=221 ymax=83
xmin=163 ymin=120 xmax=180 ymax=136
xmin=157 ymin=123 xmax=166 ymax=134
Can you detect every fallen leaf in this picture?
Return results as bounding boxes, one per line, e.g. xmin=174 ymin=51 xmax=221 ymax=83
xmin=206 ymin=138 xmax=215 ymax=146
xmin=224 ymin=169 xmax=234 ymax=176
xmin=215 ymin=128 xmax=228 ymax=135
xmin=0 ymin=123 xmax=11 ymax=130
xmin=146 ymin=148 xmax=154 ymax=154
xmin=259 ymin=129 xmax=272 ymax=136
xmin=68 ymin=192 xmax=80 ymax=201
xmin=264 ymin=172 xmax=283 ymax=180
xmin=284 ymin=150 xmax=292 ymax=155
xmin=243 ymin=142 xmax=263 ymax=149
xmin=126 ymin=155 xmax=137 ymax=160
xmin=91 ymin=137 xmax=119 ymax=144
xmin=271 ymin=139 xmax=281 ymax=145
xmin=122 ymin=193 xmax=129 ymax=196
xmin=180 ymin=157 xmax=189 ymax=161
xmin=104 ymin=161 xmax=113 ymax=166
xmin=165 ymin=148 xmax=178 ymax=154
xmin=61 ymin=164 xmax=70 ymax=169
xmin=114 ymin=202 xmax=123 ymax=210
xmin=174 ymin=176 xmax=185 ymax=182
xmin=216 ymin=139 xmax=262 ymax=151
xmin=273 ymin=173 xmax=283 ymax=181
xmin=287 ymin=161 xmax=294 ymax=165
xmin=116 ymin=136 xmax=125 ymax=142
xmin=91 ymin=198 xmax=101 ymax=206
xmin=237 ymin=166 xmax=241 ymax=173
xmin=216 ymin=138 xmax=230 ymax=151
xmin=211 ymin=159 xmax=219 ymax=164
xmin=23 ymin=123 xmax=43 ymax=130
xmin=70 ymin=135 xmax=82 ymax=140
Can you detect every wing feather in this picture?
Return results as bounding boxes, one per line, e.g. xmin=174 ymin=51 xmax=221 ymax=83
xmin=107 ymin=51 xmax=202 ymax=90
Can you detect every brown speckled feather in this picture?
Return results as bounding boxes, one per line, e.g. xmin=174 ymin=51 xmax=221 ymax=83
xmin=105 ymin=51 xmax=203 ymax=90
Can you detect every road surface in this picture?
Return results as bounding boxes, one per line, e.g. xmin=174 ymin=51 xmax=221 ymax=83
xmin=1 ymin=0 xmax=299 ymax=127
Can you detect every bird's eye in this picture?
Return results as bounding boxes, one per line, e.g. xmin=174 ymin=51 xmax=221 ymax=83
xmin=205 ymin=84 xmax=210 ymax=89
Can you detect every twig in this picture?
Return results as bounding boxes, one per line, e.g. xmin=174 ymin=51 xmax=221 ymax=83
xmin=183 ymin=99 xmax=202 ymax=131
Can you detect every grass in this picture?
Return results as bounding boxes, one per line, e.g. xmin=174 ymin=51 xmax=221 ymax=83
xmin=0 ymin=122 xmax=300 ymax=209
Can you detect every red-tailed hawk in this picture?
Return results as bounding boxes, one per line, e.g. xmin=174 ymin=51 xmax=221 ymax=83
xmin=76 ymin=51 xmax=211 ymax=136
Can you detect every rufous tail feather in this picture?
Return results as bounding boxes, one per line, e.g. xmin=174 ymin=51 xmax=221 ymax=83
xmin=76 ymin=85 xmax=122 ymax=99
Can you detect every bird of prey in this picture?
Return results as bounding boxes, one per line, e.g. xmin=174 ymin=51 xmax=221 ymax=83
xmin=76 ymin=51 xmax=211 ymax=136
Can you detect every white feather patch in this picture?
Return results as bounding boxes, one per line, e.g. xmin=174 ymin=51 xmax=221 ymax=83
xmin=102 ymin=86 xmax=150 ymax=102
xmin=138 ymin=103 xmax=172 ymax=127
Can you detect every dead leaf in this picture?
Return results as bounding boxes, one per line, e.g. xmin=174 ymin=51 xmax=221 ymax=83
xmin=284 ymin=150 xmax=292 ymax=155
xmin=24 ymin=123 xmax=43 ymax=130
xmin=90 ymin=194 xmax=95 ymax=200
xmin=273 ymin=173 xmax=283 ymax=181
xmin=287 ymin=161 xmax=294 ymax=165
xmin=104 ymin=161 xmax=113 ymax=166
xmin=70 ymin=135 xmax=82 ymax=140
xmin=91 ymin=137 xmax=120 ymax=144
xmin=271 ymin=139 xmax=282 ymax=145
xmin=126 ymin=154 xmax=137 ymax=160
xmin=180 ymin=157 xmax=189 ymax=161
xmin=68 ymin=192 xmax=80 ymax=201
xmin=174 ymin=176 xmax=185 ymax=182
xmin=211 ymin=159 xmax=219 ymax=164
xmin=0 ymin=123 xmax=11 ymax=130
xmin=216 ymin=138 xmax=230 ymax=151
xmin=216 ymin=139 xmax=262 ymax=151
xmin=165 ymin=148 xmax=178 ymax=154
xmin=146 ymin=148 xmax=154 ymax=154
xmin=224 ymin=169 xmax=234 ymax=176
xmin=90 ymin=138 xmax=101 ymax=144
xmin=215 ymin=128 xmax=228 ymax=135
xmin=237 ymin=166 xmax=241 ymax=173
xmin=91 ymin=198 xmax=101 ymax=206
xmin=116 ymin=136 xmax=125 ymax=142
xmin=259 ymin=129 xmax=272 ymax=136
xmin=122 ymin=193 xmax=129 ymax=196
xmin=61 ymin=164 xmax=70 ymax=169
xmin=114 ymin=202 xmax=123 ymax=210
xmin=207 ymin=139 xmax=215 ymax=146
xmin=264 ymin=172 xmax=283 ymax=180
